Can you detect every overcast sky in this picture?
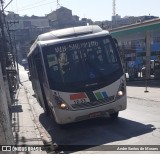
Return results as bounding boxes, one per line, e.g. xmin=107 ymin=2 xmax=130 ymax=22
xmin=4 ymin=0 xmax=160 ymax=21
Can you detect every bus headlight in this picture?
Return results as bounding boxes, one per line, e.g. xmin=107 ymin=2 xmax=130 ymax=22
xmin=118 ymin=90 xmax=123 ymax=96
xmin=55 ymin=96 xmax=69 ymax=110
xmin=60 ymin=102 xmax=68 ymax=109
xmin=116 ymin=80 xmax=126 ymax=99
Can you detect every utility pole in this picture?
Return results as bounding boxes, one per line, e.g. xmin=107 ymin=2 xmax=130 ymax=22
xmin=0 ymin=0 xmax=12 ymax=106
xmin=0 ymin=1 xmax=7 ymax=76
xmin=57 ymin=0 xmax=61 ymax=9
xmin=144 ymin=31 xmax=151 ymax=92
xmin=7 ymin=21 xmax=20 ymax=88
xmin=113 ymin=0 xmax=116 ymax=16
xmin=1 ymin=1 xmax=19 ymax=103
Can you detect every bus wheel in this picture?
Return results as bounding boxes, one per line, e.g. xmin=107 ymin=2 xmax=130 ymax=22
xmin=110 ymin=112 xmax=119 ymax=119
xmin=41 ymin=89 xmax=50 ymax=116
xmin=58 ymin=123 xmax=70 ymax=129
xmin=49 ymin=107 xmax=55 ymax=119
xmin=44 ymin=106 xmax=50 ymax=116
xmin=39 ymin=84 xmax=50 ymax=116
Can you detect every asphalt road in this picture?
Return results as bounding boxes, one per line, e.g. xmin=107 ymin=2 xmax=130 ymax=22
xmin=19 ymin=65 xmax=160 ymax=154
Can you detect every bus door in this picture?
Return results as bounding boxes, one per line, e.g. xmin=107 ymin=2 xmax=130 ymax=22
xmin=33 ymin=52 xmax=49 ymax=112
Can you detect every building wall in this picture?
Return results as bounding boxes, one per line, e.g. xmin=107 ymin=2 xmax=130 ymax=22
xmin=6 ymin=8 xmax=88 ymax=61
xmin=57 ymin=7 xmax=72 ymax=28
xmin=15 ymin=18 xmax=49 ymax=29
xmin=47 ymin=10 xmax=57 ymax=21
xmin=47 ymin=7 xmax=73 ymax=29
xmin=6 ymin=13 xmax=51 ymax=62
xmin=47 ymin=7 xmax=87 ymax=29
xmin=6 ymin=11 xmax=19 ymax=20
xmin=113 ymin=28 xmax=160 ymax=72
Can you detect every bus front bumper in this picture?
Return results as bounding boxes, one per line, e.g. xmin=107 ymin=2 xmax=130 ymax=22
xmin=52 ymin=95 xmax=127 ymax=124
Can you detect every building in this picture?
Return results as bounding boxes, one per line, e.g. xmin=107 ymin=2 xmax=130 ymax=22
xmin=110 ymin=18 xmax=160 ymax=79
xmin=96 ymin=15 xmax=159 ymax=29
xmin=6 ymin=7 xmax=89 ymax=61
xmin=6 ymin=12 xmax=50 ymax=62
xmin=46 ymin=6 xmax=87 ymax=29
xmin=112 ymin=14 xmax=121 ymax=21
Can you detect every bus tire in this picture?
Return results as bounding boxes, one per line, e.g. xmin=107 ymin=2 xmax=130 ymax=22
xmin=49 ymin=107 xmax=55 ymax=119
xmin=58 ymin=123 xmax=70 ymax=129
xmin=43 ymin=97 xmax=50 ymax=116
xmin=41 ymin=86 xmax=50 ymax=116
xmin=110 ymin=112 xmax=119 ymax=119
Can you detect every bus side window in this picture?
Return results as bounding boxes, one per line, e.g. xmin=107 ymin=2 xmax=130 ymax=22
xmin=35 ymin=58 xmax=46 ymax=84
xmin=30 ymin=55 xmax=36 ymax=80
xmin=31 ymin=50 xmax=45 ymax=84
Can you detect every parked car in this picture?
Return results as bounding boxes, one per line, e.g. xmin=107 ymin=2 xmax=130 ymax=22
xmin=22 ymin=59 xmax=28 ymax=70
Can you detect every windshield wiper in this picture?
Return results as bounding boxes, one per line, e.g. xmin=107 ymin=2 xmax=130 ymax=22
xmin=85 ymin=82 xmax=98 ymax=87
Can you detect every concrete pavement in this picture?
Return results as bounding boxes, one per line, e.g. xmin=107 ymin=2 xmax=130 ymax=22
xmin=127 ymin=80 xmax=160 ymax=102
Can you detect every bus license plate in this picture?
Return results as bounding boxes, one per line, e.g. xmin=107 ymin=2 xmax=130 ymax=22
xmin=89 ymin=112 xmax=103 ymax=118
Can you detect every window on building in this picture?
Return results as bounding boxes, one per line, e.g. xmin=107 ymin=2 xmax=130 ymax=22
xmin=153 ymin=37 xmax=160 ymax=43
xmin=23 ymin=21 xmax=31 ymax=27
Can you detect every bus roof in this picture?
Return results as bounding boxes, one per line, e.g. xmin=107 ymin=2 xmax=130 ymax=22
xmin=37 ymin=25 xmax=102 ymax=41
xmin=28 ymin=25 xmax=109 ymax=57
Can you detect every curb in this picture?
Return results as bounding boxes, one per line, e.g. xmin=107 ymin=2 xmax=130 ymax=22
xmin=23 ymin=85 xmax=56 ymax=153
xmin=127 ymin=96 xmax=160 ymax=102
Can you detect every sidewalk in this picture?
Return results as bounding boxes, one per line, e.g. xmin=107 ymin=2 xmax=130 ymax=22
xmin=10 ymin=65 xmax=50 ymax=154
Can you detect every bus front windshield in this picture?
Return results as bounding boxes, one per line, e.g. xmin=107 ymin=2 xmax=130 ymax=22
xmin=43 ymin=36 xmax=123 ymax=92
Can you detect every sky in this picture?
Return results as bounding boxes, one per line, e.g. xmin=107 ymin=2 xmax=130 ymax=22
xmin=4 ymin=0 xmax=160 ymax=21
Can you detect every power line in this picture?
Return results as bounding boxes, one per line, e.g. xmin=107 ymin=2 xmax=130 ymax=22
xmin=6 ymin=0 xmax=57 ymax=13
xmin=15 ymin=0 xmax=52 ymax=10
xmin=4 ymin=0 xmax=13 ymax=10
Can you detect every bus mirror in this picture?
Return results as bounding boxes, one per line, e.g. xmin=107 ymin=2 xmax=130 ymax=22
xmin=113 ymin=38 xmax=118 ymax=45
xmin=28 ymin=72 xmax=31 ymax=81
xmin=113 ymin=38 xmax=119 ymax=50
xmin=29 ymin=75 xmax=31 ymax=81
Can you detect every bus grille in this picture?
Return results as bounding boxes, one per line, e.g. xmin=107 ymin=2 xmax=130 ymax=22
xmin=71 ymin=95 xmax=115 ymax=110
